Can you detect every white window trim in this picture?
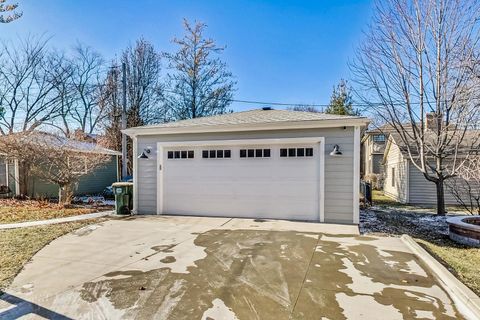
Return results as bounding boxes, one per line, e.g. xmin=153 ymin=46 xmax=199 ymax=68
xmin=239 ymin=148 xmax=271 ymax=159
xmin=69 ymin=157 xmax=88 ymax=175
xmin=156 ymin=137 xmax=326 ymax=222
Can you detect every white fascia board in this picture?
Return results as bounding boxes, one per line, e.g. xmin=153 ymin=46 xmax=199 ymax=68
xmin=123 ymin=118 xmax=370 ymax=137
xmin=156 ymin=137 xmax=324 ymax=147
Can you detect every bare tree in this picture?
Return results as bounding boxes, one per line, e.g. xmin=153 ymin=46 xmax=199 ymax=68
xmin=352 ymin=0 xmax=480 ymax=215
xmin=101 ymin=64 xmax=122 ymax=152
xmin=163 ymin=19 xmax=236 ymax=120
xmin=65 ymin=44 xmax=106 ymax=135
xmin=445 ymin=157 xmax=480 ymax=215
xmin=122 ymin=38 xmax=163 ymax=126
xmin=0 ymin=37 xmax=65 ymax=134
xmin=289 ymin=105 xmax=322 ymax=113
xmin=0 ymin=0 xmax=21 ymax=23
xmin=49 ymin=51 xmax=76 ymax=137
xmin=0 ymin=131 xmax=111 ymax=203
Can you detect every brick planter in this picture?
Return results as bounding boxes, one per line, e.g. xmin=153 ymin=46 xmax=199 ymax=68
xmin=447 ymin=216 xmax=480 ymax=247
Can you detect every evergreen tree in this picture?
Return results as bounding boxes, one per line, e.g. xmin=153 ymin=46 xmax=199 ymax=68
xmin=325 ymin=80 xmax=359 ymax=116
xmin=163 ymin=19 xmax=236 ymax=120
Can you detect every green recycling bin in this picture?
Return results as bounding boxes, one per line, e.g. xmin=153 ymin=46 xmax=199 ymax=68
xmin=112 ymin=182 xmax=134 ymax=215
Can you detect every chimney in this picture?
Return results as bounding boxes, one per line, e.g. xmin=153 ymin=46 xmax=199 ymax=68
xmin=425 ymin=113 xmax=442 ymax=132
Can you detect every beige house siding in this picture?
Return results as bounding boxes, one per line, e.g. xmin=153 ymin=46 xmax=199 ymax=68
xmin=383 ymin=140 xmax=467 ymax=206
xmin=136 ymin=127 xmax=356 ymax=224
xmin=383 ymin=142 xmax=408 ymax=203
xmin=408 ymin=165 xmax=463 ymax=206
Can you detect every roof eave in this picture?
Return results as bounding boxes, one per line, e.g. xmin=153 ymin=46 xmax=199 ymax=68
xmin=123 ymin=118 xmax=371 ymax=137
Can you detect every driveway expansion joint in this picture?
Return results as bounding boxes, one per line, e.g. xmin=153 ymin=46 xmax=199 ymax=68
xmin=290 ymin=233 xmax=321 ymax=314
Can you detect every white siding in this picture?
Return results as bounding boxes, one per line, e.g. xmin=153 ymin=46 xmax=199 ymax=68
xmin=383 ymin=143 xmax=408 ymax=203
xmin=135 ymin=127 xmax=356 ymax=224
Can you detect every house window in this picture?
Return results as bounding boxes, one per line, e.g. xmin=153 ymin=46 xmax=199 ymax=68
xmin=239 ymin=149 xmax=271 ymax=158
xmin=167 ymin=150 xmax=194 ymax=160
xmin=69 ymin=157 xmax=88 ymax=174
xmin=202 ymin=150 xmax=232 ymax=159
xmin=373 ymin=134 xmax=386 ymax=142
xmin=280 ymin=148 xmax=314 ymax=158
xmin=391 ymin=167 xmax=395 ymax=187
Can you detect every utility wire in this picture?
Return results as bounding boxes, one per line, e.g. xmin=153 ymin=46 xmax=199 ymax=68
xmin=161 ymin=88 xmax=480 ymax=108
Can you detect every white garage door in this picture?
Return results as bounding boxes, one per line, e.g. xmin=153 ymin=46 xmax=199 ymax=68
xmin=159 ymin=142 xmax=321 ymax=221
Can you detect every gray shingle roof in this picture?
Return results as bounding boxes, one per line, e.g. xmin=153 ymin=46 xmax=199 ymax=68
xmin=133 ymin=109 xmax=368 ymax=131
xmin=0 ymin=131 xmax=121 ymax=156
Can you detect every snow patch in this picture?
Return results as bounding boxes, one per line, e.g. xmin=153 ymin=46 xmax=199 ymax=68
xmin=201 ymin=298 xmax=239 ymax=320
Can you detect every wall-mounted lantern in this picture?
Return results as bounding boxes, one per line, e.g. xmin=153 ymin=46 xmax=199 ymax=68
xmin=329 ymin=145 xmax=342 ymax=156
xmin=138 ymin=149 xmax=151 ymax=159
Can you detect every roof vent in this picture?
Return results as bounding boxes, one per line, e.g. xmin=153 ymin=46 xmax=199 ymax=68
xmin=262 ymin=107 xmax=273 ymax=111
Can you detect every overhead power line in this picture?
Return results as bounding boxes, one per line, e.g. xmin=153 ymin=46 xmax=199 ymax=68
xmin=161 ymin=89 xmax=480 ymax=108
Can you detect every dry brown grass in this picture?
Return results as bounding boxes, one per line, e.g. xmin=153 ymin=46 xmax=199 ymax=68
xmin=371 ymin=190 xmax=467 ymax=213
xmin=0 ymin=220 xmax=99 ymax=290
xmin=0 ymin=199 xmax=104 ymax=224
xmin=417 ymin=239 xmax=480 ymax=296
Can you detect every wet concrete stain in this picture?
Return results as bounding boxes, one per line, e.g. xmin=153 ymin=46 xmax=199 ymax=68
xmin=292 ymin=237 xmax=463 ymax=320
xmin=151 ymin=244 xmax=177 ymax=253
xmin=160 ymin=256 xmax=176 ymax=264
xmin=71 ymin=223 xmax=103 ymax=236
xmin=77 ymin=230 xmax=464 ymax=320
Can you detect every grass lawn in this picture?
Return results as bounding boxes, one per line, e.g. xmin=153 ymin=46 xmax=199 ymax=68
xmin=371 ymin=190 xmax=466 ymax=213
xmin=364 ymin=191 xmax=480 ymax=296
xmin=0 ymin=199 xmax=106 ymax=224
xmin=417 ymin=239 xmax=480 ymax=296
xmin=0 ymin=220 xmax=101 ymax=290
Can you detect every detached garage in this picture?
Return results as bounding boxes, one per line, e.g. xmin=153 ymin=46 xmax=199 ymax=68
xmin=124 ymin=109 xmax=369 ymax=224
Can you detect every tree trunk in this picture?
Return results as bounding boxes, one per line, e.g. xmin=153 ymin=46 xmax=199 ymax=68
xmin=436 ymin=178 xmax=446 ymax=216
xmin=58 ymin=183 xmax=74 ymax=205
xmin=19 ymin=162 xmax=30 ymax=197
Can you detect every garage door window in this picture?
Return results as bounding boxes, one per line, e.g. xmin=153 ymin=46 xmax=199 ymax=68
xmin=280 ymin=148 xmax=314 ymax=158
xmin=240 ymin=149 xmax=271 ymax=158
xmin=168 ymin=150 xmax=194 ymax=159
xmin=202 ymin=150 xmax=232 ymax=159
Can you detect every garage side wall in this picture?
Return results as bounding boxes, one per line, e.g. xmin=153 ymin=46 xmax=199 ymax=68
xmin=135 ymin=127 xmax=356 ymax=223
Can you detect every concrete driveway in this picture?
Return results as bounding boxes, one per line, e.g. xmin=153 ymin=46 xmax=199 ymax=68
xmin=0 ymin=216 xmax=465 ymax=319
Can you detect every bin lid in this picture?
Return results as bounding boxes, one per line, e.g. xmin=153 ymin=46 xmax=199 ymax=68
xmin=112 ymin=182 xmax=134 ymax=187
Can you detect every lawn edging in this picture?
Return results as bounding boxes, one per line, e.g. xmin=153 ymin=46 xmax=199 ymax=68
xmin=0 ymin=211 xmax=114 ymax=230
xmin=401 ymin=234 xmax=480 ymax=320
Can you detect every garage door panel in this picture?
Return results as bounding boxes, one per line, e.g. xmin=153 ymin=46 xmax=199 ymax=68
xmin=162 ymin=144 xmax=320 ymax=221
xmin=166 ymin=198 xmax=317 ymax=219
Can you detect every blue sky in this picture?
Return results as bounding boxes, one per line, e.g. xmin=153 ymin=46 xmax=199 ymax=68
xmin=2 ymin=0 xmax=373 ymax=112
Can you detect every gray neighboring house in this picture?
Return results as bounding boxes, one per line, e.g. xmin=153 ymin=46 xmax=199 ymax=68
xmin=0 ymin=133 xmax=121 ymax=198
xmin=361 ymin=127 xmax=388 ymax=177
xmin=124 ymin=108 xmax=369 ymax=224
